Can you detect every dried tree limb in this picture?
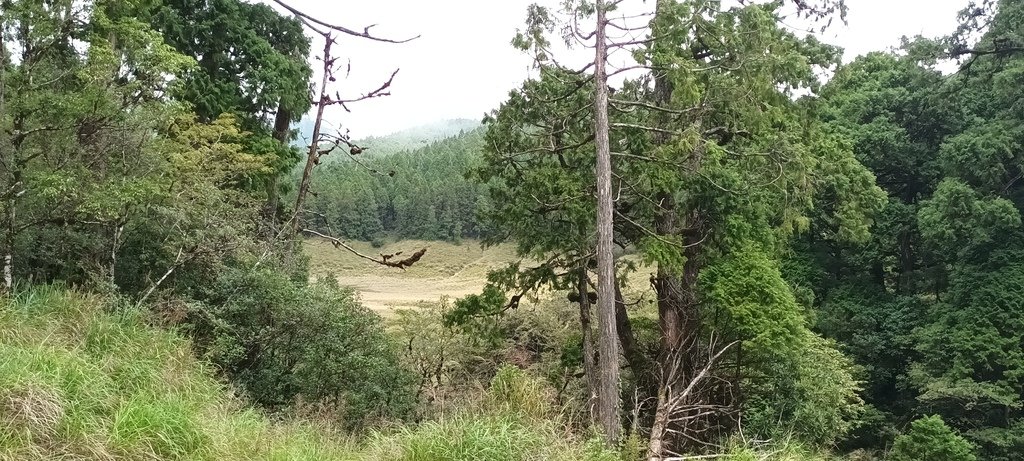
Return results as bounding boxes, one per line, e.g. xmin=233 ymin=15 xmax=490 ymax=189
xmin=332 ymin=68 xmax=400 ymax=112
xmin=302 ymin=228 xmax=426 ymax=270
xmin=271 ymin=0 xmax=419 ymax=43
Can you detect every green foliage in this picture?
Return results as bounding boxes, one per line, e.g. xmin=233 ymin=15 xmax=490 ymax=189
xmin=742 ymin=333 xmax=865 ymax=447
xmin=917 ymin=179 xmax=1021 ymax=260
xmin=362 ymin=365 xmax=618 ymax=461
xmin=189 ymin=267 xmax=416 ymax=429
xmin=794 ymin=4 xmax=1024 ymax=458
xmin=717 ymin=439 xmax=835 ymax=461
xmin=150 ymin=0 xmax=312 ymax=123
xmin=701 ymin=248 xmax=806 ymax=354
xmin=889 ymin=416 xmax=976 ymax=461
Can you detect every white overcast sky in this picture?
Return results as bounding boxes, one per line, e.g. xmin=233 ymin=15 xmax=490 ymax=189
xmin=264 ymin=0 xmax=969 ymax=137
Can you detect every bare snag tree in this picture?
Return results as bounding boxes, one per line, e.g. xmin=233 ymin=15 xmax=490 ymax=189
xmin=270 ymin=0 xmax=427 ymax=269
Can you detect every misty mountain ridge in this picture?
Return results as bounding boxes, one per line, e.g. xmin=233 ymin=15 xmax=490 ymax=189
xmin=293 ymin=118 xmax=481 ymax=158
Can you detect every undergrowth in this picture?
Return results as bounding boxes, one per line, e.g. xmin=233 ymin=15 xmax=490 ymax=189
xmin=0 ymin=285 xmax=620 ymax=461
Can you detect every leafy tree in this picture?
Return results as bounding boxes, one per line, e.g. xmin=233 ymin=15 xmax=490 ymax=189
xmin=0 ymin=0 xmax=192 ymax=291
xmin=889 ymin=416 xmax=977 ymax=461
xmin=147 ymin=0 xmax=312 ymax=220
xmin=471 ymin=0 xmax=879 ymax=454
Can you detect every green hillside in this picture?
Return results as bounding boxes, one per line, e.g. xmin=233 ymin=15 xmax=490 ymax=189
xmin=302 ymin=128 xmax=488 ymax=242
xmin=0 ymin=287 xmax=356 ymax=460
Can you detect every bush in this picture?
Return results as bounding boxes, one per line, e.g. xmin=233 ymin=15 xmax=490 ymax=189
xmin=742 ymin=333 xmax=865 ymax=447
xmin=189 ymin=267 xmax=416 ymax=429
xmin=889 ymin=416 xmax=976 ymax=461
xmin=718 ymin=439 xmax=833 ymax=461
xmin=370 ymin=237 xmax=387 ymax=248
xmin=363 ymin=412 xmax=618 ymax=461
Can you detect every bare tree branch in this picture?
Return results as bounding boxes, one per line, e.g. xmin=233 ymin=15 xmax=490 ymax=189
xmin=302 ymin=228 xmax=426 ymax=270
xmin=271 ymin=0 xmax=420 ymax=43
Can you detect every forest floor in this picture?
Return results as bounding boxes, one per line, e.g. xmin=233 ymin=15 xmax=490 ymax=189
xmin=304 ymin=238 xmax=522 ymax=316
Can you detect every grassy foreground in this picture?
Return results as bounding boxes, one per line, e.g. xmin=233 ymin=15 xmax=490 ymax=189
xmin=0 ymin=286 xmax=618 ymax=461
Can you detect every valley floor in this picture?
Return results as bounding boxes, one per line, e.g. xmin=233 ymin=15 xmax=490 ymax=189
xmin=305 ymin=238 xmax=656 ymax=316
xmin=304 ymin=239 xmax=522 ymax=314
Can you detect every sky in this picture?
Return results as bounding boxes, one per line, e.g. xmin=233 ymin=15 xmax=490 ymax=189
xmin=265 ymin=0 xmax=970 ymax=137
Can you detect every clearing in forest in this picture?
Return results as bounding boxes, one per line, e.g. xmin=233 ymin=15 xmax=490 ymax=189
xmin=304 ymin=239 xmax=520 ymax=315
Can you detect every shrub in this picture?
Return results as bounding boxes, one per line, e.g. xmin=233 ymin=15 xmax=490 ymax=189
xmin=742 ymin=333 xmax=865 ymax=447
xmin=189 ymin=267 xmax=416 ymax=429
xmin=889 ymin=415 xmax=976 ymax=461
xmin=362 ymin=368 xmax=618 ymax=461
xmin=486 ymin=365 xmax=554 ymax=420
xmin=363 ymin=412 xmax=618 ymax=461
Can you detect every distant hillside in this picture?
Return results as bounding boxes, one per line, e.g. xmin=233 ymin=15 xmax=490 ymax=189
xmin=303 ymin=127 xmax=489 ymax=242
xmin=293 ymin=118 xmax=481 ymax=157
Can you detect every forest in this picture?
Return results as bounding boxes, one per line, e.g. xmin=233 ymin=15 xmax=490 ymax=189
xmin=1 ymin=0 xmax=1023 ymax=460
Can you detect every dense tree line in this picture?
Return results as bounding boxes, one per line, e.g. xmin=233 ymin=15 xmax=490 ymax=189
xmin=790 ymin=2 xmax=1024 ymax=458
xmin=303 ymin=128 xmax=491 ymax=242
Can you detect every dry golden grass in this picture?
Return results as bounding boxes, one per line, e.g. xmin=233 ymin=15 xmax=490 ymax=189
xmin=304 ymin=238 xmax=658 ymax=317
xmin=304 ymin=239 xmax=522 ymax=315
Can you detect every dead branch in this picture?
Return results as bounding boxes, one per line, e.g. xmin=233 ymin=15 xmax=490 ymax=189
xmin=271 ymin=0 xmax=419 ymax=43
xmin=136 ymin=246 xmax=188 ymax=308
xmin=303 ymin=228 xmax=426 ymax=270
xmin=331 ymin=68 xmax=401 ymax=112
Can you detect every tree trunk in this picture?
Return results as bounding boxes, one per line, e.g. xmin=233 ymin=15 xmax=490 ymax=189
xmin=265 ymin=101 xmax=292 ymax=226
xmin=614 ymin=284 xmax=644 ymax=381
xmin=646 ymin=0 xmax=712 ymax=454
xmin=578 ymin=266 xmax=600 ymax=421
xmin=0 ymin=38 xmax=10 ymax=294
xmin=593 ymin=0 xmax=621 ymax=446
xmin=3 ymin=191 xmax=14 ymax=293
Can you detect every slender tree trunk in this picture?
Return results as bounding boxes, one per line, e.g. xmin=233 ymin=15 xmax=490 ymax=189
xmin=614 ymin=284 xmax=644 ymax=380
xmin=578 ymin=265 xmax=600 ymax=421
xmin=0 ymin=33 xmax=10 ymax=294
xmin=292 ymin=37 xmax=334 ymax=234
xmin=3 ymin=191 xmax=14 ymax=293
xmin=593 ymin=0 xmax=621 ymax=446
